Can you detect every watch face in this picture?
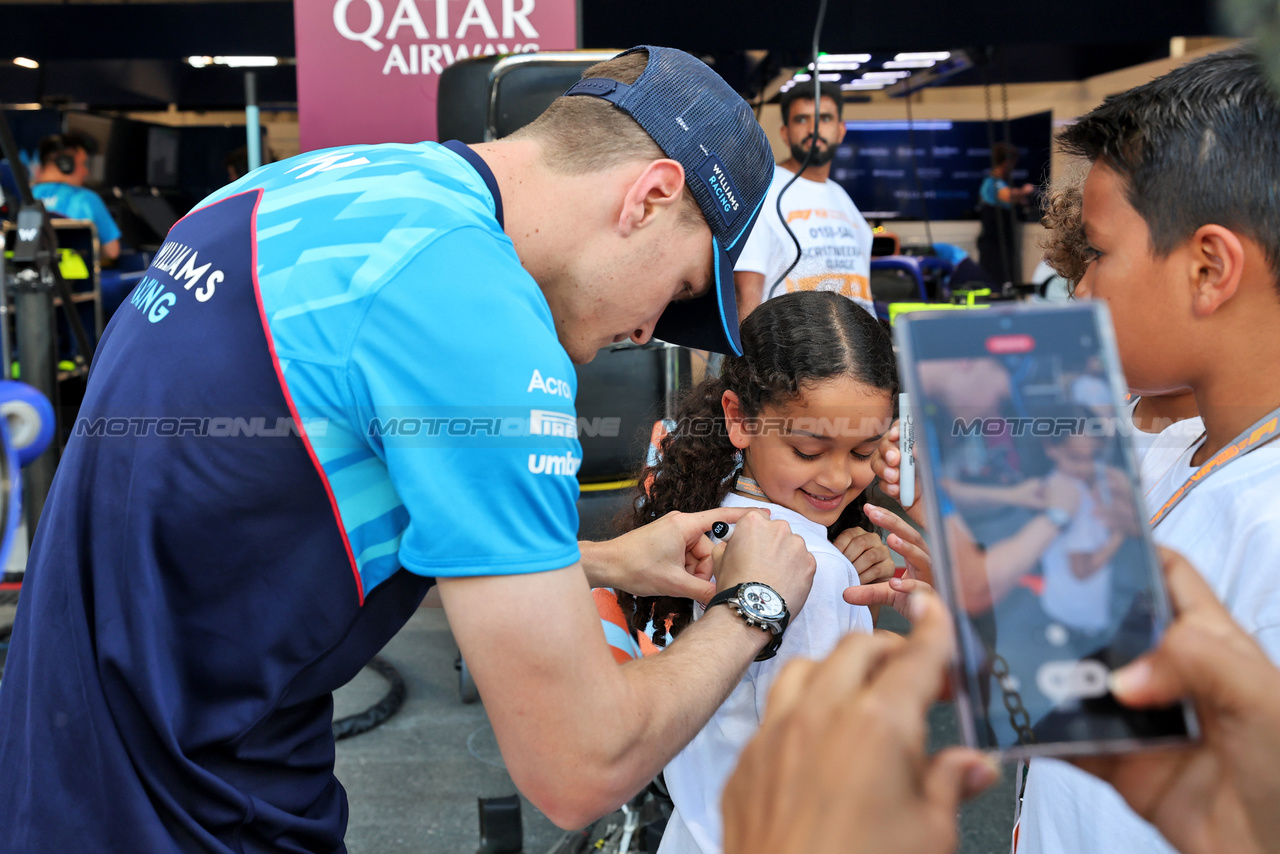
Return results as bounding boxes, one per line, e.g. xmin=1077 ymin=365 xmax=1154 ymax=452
xmin=739 ymin=583 xmax=785 ymax=621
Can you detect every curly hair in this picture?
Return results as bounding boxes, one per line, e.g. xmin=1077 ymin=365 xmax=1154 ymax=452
xmin=1039 ymin=182 xmax=1087 ymax=289
xmin=1057 ymin=46 xmax=1280 ymax=295
xmin=615 ymin=291 xmax=898 ymax=647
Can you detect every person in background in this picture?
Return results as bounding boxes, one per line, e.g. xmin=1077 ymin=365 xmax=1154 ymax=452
xmin=733 ymin=82 xmax=873 ymax=319
xmin=976 ymin=141 xmax=1035 ymax=286
xmin=32 ymin=131 xmax=121 ymax=262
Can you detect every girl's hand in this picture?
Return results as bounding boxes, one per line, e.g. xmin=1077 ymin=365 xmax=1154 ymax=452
xmin=864 ymin=503 xmax=933 ymax=587
xmin=846 ymin=505 xmax=935 ymax=623
xmin=834 ymin=525 xmax=896 ymax=586
xmin=843 ymin=575 xmax=937 ymax=624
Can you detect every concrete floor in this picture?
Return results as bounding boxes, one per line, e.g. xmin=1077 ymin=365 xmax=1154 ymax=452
xmin=334 ymin=606 xmax=1017 ymax=854
xmin=334 ymin=606 xmax=569 ymax=854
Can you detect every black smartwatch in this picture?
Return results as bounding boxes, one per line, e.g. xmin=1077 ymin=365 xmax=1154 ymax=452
xmin=707 ymin=582 xmax=790 ymax=661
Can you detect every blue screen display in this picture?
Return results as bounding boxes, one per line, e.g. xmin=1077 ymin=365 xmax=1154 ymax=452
xmin=830 ymin=111 xmax=1052 ymax=221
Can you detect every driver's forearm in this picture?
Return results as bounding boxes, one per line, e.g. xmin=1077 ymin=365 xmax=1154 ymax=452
xmin=602 ymin=607 xmax=769 ymax=778
xmin=578 ymin=538 xmax=627 ymax=590
xmin=497 ymin=606 xmax=770 ymax=829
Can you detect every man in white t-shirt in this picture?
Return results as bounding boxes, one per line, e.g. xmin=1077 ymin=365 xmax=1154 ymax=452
xmin=733 ymin=82 xmax=873 ymax=319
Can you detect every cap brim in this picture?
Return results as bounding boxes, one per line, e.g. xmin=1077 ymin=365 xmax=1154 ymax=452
xmin=652 ymin=236 xmax=742 ymax=356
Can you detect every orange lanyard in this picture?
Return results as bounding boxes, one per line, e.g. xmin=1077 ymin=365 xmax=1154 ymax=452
xmin=1149 ymin=411 xmax=1280 ymax=528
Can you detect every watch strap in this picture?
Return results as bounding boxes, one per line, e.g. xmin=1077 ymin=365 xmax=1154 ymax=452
xmin=755 ymin=632 xmax=784 ymax=661
xmin=706 ymin=586 xmax=738 ymax=610
xmin=707 ymin=584 xmax=789 ymax=661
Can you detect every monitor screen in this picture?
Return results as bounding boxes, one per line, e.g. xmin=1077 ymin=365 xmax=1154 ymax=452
xmin=831 ymin=111 xmax=1052 ymax=221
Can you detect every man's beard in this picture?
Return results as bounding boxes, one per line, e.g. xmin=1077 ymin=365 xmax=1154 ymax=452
xmin=789 ymin=139 xmax=836 ymax=168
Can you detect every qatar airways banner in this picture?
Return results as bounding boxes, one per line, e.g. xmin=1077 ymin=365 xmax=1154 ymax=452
xmin=294 ymin=0 xmax=578 ymax=151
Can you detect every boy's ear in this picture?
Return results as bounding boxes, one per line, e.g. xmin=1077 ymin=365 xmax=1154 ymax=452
xmin=616 ymin=159 xmax=687 ymax=237
xmin=1186 ymin=224 xmax=1246 ymax=317
xmin=722 ymin=390 xmax=752 ymax=450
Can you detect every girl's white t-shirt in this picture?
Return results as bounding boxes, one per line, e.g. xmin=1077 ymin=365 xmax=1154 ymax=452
xmin=658 ymin=492 xmax=875 ymax=854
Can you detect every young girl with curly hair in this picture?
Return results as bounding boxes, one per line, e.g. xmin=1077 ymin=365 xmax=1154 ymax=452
xmin=602 ymin=290 xmax=904 ymax=854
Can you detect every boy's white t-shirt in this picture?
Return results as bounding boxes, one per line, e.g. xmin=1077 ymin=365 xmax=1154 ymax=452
xmin=1125 ymin=398 xmax=1206 ymax=489
xmin=733 ymin=164 xmax=874 ymax=316
xmin=1016 ymin=421 xmax=1280 ymax=854
xmin=658 ymin=492 xmax=875 ymax=854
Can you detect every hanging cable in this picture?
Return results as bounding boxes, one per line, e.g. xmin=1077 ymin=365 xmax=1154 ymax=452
xmin=982 ymin=49 xmax=1012 ymax=288
xmin=904 ymin=89 xmax=934 ymax=252
xmin=766 ymin=0 xmax=829 ymax=301
xmin=752 ymin=54 xmax=770 ymax=121
xmin=1000 ymin=46 xmax=1013 ymax=148
xmin=998 ymin=46 xmax=1018 ymax=288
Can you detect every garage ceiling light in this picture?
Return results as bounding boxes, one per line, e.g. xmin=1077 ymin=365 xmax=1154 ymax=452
xmin=884 ymin=59 xmax=936 ymax=69
xmin=187 ymin=56 xmax=280 ymax=68
xmin=894 ymin=52 xmax=951 ymax=62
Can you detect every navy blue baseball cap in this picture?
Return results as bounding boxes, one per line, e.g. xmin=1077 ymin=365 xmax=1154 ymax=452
xmin=564 ymin=46 xmax=774 ymax=355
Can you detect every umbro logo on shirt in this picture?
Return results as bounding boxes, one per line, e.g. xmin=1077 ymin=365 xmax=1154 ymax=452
xmin=528 ymin=450 xmax=581 ymax=477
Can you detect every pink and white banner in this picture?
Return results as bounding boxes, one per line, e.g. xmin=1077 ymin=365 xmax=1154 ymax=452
xmin=295 ymin=0 xmax=578 ymax=151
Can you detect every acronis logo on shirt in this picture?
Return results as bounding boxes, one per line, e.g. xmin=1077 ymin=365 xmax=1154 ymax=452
xmin=695 ymin=155 xmax=742 ymax=229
